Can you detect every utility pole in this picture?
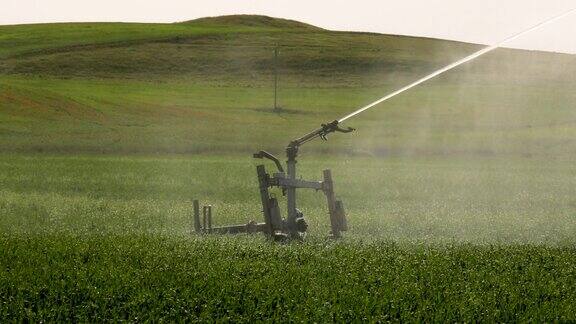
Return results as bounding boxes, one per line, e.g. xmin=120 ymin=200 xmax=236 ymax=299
xmin=273 ymin=45 xmax=279 ymax=112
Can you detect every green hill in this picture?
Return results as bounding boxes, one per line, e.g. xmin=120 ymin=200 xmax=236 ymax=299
xmin=0 ymin=15 xmax=478 ymax=82
xmin=1 ymin=15 xmax=576 ymax=155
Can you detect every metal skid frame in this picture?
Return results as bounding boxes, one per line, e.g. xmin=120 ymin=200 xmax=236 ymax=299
xmin=193 ymin=163 xmax=347 ymax=239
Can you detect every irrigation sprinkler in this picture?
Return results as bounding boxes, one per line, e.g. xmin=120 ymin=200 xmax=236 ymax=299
xmin=194 ymin=120 xmax=354 ymax=240
xmin=192 ymin=8 xmax=575 ymax=241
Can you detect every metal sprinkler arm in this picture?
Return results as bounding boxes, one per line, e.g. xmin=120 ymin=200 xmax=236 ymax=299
xmin=289 ymin=120 xmax=355 ymax=149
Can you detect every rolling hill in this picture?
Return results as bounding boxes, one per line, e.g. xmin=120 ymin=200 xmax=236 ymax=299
xmin=1 ymin=15 xmax=576 ymax=156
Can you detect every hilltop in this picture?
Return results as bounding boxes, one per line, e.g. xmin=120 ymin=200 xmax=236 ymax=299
xmin=183 ymin=14 xmax=323 ymax=30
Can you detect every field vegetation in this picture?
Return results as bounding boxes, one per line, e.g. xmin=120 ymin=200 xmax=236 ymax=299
xmin=1 ymin=15 xmax=576 ymax=321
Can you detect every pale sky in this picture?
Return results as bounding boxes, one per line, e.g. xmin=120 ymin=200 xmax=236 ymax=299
xmin=2 ymin=0 xmax=576 ymax=53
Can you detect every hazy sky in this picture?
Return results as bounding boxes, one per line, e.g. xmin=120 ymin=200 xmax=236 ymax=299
xmin=2 ymin=0 xmax=576 ymax=53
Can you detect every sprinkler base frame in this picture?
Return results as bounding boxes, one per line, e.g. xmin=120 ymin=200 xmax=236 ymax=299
xmin=193 ymin=120 xmax=353 ymax=240
xmin=193 ymin=164 xmax=348 ymax=240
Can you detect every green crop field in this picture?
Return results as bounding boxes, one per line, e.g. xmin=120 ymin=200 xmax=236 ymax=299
xmin=1 ymin=15 xmax=576 ymax=321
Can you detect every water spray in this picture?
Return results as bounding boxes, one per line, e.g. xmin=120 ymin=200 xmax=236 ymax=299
xmin=339 ymin=7 xmax=576 ymax=123
xmin=194 ymin=8 xmax=574 ymax=240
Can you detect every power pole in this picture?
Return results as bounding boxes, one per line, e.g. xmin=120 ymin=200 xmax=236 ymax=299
xmin=273 ymin=45 xmax=279 ymax=111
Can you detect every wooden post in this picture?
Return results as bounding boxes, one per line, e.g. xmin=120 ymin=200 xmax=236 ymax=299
xmin=323 ymin=169 xmax=341 ymax=238
xmin=273 ymin=45 xmax=279 ymax=111
xmin=203 ymin=206 xmax=212 ymax=233
xmin=193 ymin=200 xmax=201 ymax=234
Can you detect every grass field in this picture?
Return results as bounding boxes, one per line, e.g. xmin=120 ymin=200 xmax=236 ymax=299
xmin=1 ymin=15 xmax=576 ymax=321
xmin=1 ymin=154 xmax=576 ymax=321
